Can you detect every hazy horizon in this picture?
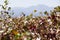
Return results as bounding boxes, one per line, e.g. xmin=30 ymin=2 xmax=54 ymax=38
xmin=0 ymin=0 xmax=60 ymax=17
xmin=0 ymin=0 xmax=60 ymax=8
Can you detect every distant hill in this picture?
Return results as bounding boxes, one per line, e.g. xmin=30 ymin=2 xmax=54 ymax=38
xmin=11 ymin=5 xmax=54 ymax=17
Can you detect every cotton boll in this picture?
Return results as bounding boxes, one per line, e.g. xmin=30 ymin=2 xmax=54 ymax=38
xmin=36 ymin=37 xmax=41 ymax=40
xmin=24 ymin=21 xmax=28 ymax=24
xmin=56 ymin=12 xmax=60 ymax=16
xmin=49 ymin=22 xmax=52 ymax=25
xmin=8 ymin=27 xmax=12 ymax=31
xmin=47 ymin=19 xmax=51 ymax=22
xmin=32 ymin=20 xmax=35 ymax=22
xmin=24 ymin=37 xmax=27 ymax=40
xmin=9 ymin=18 xmax=12 ymax=21
xmin=0 ymin=30 xmax=5 ymax=34
xmin=57 ymin=29 xmax=60 ymax=33
xmin=2 ymin=26 xmax=6 ymax=29
xmin=40 ymin=22 xmax=43 ymax=25
xmin=47 ymin=19 xmax=52 ymax=25
xmin=31 ymin=32 xmax=34 ymax=35
xmin=3 ymin=32 xmax=7 ymax=35
xmin=50 ymin=38 xmax=52 ymax=40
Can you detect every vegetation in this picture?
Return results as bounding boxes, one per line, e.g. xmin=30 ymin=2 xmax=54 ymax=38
xmin=0 ymin=0 xmax=60 ymax=40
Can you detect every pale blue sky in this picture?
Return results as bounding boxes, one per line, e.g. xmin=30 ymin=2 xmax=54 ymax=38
xmin=0 ymin=0 xmax=60 ymax=8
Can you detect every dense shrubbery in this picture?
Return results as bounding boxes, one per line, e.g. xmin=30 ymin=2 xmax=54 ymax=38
xmin=0 ymin=0 xmax=60 ymax=40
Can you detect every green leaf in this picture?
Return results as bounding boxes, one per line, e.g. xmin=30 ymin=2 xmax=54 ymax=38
xmin=8 ymin=7 xmax=11 ymax=10
xmin=34 ymin=10 xmax=37 ymax=12
xmin=44 ymin=11 xmax=48 ymax=15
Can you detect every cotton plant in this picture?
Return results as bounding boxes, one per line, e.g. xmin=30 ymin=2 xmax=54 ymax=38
xmin=0 ymin=0 xmax=60 ymax=40
xmin=0 ymin=0 xmax=14 ymax=35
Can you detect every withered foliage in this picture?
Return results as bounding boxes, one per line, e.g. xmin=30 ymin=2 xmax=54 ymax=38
xmin=0 ymin=0 xmax=60 ymax=40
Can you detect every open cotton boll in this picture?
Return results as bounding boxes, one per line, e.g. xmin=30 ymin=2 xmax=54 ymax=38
xmin=47 ymin=19 xmax=52 ymax=25
xmin=0 ymin=30 xmax=5 ymax=34
xmin=31 ymin=32 xmax=35 ymax=35
xmin=8 ymin=27 xmax=12 ymax=31
xmin=24 ymin=37 xmax=27 ymax=40
xmin=57 ymin=29 xmax=60 ymax=33
xmin=2 ymin=26 xmax=6 ymax=29
xmin=50 ymin=38 xmax=52 ymax=40
xmin=36 ymin=37 xmax=41 ymax=40
xmin=47 ymin=19 xmax=51 ymax=22
xmin=24 ymin=21 xmax=28 ymax=24
xmin=49 ymin=22 xmax=52 ymax=25
xmin=56 ymin=12 xmax=60 ymax=16
xmin=9 ymin=18 xmax=12 ymax=21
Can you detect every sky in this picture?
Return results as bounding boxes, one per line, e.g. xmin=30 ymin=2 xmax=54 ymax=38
xmin=0 ymin=0 xmax=60 ymax=8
